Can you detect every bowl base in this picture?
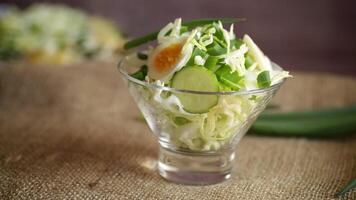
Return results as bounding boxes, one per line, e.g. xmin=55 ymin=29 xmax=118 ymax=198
xmin=158 ymin=145 xmax=235 ymax=185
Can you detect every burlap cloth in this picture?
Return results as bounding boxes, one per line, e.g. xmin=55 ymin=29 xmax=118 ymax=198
xmin=0 ymin=62 xmax=355 ymax=200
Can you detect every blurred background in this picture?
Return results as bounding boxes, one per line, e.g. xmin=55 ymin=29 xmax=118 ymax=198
xmin=3 ymin=0 xmax=356 ymax=75
xmin=1 ymin=0 xmax=356 ymax=75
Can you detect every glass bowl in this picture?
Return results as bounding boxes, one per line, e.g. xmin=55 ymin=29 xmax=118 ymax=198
xmin=117 ymin=59 xmax=285 ymax=185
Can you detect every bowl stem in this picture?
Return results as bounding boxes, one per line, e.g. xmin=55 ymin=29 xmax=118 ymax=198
xmin=158 ymin=144 xmax=235 ymax=185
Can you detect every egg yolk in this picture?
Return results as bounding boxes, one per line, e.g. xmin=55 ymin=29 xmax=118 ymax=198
xmin=154 ymin=43 xmax=182 ymax=72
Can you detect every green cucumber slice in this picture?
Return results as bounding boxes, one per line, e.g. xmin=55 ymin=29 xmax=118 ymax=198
xmin=171 ymin=66 xmax=219 ymax=113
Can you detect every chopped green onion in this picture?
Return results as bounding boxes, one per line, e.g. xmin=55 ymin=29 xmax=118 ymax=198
xmin=204 ymin=56 xmax=219 ymax=71
xmin=199 ymin=34 xmax=213 ymax=46
xmin=180 ymin=26 xmax=188 ymax=34
xmin=257 ymin=71 xmax=271 ymax=88
xmin=202 ymin=24 xmax=214 ymax=31
xmin=204 ymin=26 xmax=216 ymax=34
xmin=186 ymin=47 xmax=207 ymax=66
xmin=215 ymin=64 xmax=243 ymax=90
xmin=191 ymin=39 xmax=207 ymax=51
xmin=207 ymin=42 xmax=227 ymax=56
xmin=173 ymin=117 xmax=191 ymax=126
xmin=231 ymin=39 xmax=243 ymax=49
xmin=215 ymin=64 xmax=231 ymax=77
xmin=213 ymin=36 xmax=227 ymax=48
xmin=137 ymin=52 xmax=148 ymax=60
xmin=218 ymin=82 xmax=233 ymax=91
xmin=124 ymin=18 xmax=245 ymax=49
xmin=129 ymin=65 xmax=147 ymax=80
xmin=249 ymin=95 xmax=258 ymax=101
xmin=214 ymin=27 xmax=225 ymax=42
xmin=244 ymin=54 xmax=254 ymax=69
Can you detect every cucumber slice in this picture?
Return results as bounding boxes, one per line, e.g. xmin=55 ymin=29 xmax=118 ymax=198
xmin=171 ymin=66 xmax=219 ymax=113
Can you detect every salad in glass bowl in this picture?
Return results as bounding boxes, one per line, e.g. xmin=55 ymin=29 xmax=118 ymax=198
xmin=118 ymin=18 xmax=291 ymax=184
xmin=0 ymin=4 xmax=125 ymax=64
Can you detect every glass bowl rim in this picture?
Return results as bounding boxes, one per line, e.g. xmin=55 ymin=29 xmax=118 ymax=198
xmin=117 ymin=58 xmax=286 ymax=95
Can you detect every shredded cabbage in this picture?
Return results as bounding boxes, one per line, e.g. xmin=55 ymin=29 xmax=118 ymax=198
xmin=134 ymin=82 xmax=260 ymax=151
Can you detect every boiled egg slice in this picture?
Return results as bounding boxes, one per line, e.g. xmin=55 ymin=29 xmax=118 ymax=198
xmin=147 ymin=37 xmax=193 ymax=81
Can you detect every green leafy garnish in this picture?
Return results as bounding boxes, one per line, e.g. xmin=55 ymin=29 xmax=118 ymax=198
xmin=123 ymin=18 xmax=245 ymax=49
xmin=129 ymin=65 xmax=148 ymax=80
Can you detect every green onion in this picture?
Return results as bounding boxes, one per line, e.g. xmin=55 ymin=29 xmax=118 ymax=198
xmin=182 ymin=18 xmax=243 ymax=29
xmin=219 ymin=82 xmax=233 ymax=91
xmin=212 ymin=36 xmax=227 ymax=48
xmin=186 ymin=47 xmax=207 ymax=66
xmin=137 ymin=52 xmax=148 ymax=60
xmin=180 ymin=26 xmax=188 ymax=34
xmin=215 ymin=64 xmax=230 ymax=77
xmin=123 ymin=18 xmax=245 ymax=49
xmin=207 ymin=42 xmax=227 ymax=56
xmin=215 ymin=64 xmax=243 ymax=90
xmin=244 ymin=54 xmax=254 ymax=69
xmin=231 ymin=38 xmax=243 ymax=49
xmin=251 ymin=106 xmax=356 ymax=137
xmin=257 ymin=71 xmax=271 ymax=88
xmin=334 ymin=179 xmax=356 ymax=198
xmin=214 ymin=27 xmax=225 ymax=42
xmin=173 ymin=117 xmax=191 ymax=126
xmin=204 ymin=56 xmax=219 ymax=71
xmin=191 ymin=39 xmax=207 ymax=51
xmin=129 ymin=65 xmax=147 ymax=80
xmin=258 ymin=106 xmax=356 ymax=120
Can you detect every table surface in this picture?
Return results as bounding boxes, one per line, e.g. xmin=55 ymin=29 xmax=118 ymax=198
xmin=0 ymin=62 xmax=355 ymax=200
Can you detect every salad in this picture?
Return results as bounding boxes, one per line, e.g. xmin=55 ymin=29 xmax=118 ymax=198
xmin=0 ymin=4 xmax=125 ymax=64
xmin=123 ymin=18 xmax=291 ymax=151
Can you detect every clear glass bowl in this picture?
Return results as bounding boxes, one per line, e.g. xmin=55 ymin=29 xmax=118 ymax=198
xmin=118 ymin=60 xmax=285 ymax=185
